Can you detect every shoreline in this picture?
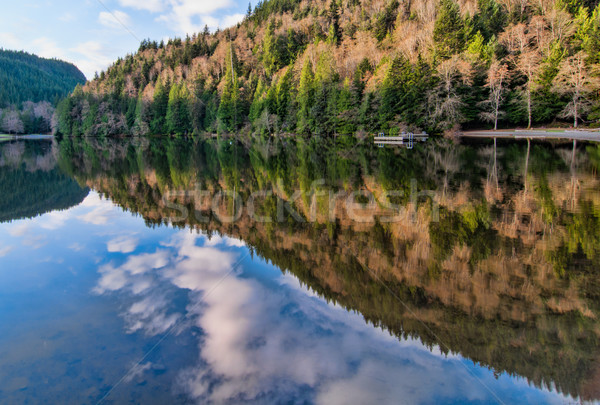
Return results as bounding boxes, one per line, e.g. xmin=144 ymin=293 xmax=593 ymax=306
xmin=0 ymin=134 xmax=54 ymax=140
xmin=461 ymin=129 xmax=600 ymax=142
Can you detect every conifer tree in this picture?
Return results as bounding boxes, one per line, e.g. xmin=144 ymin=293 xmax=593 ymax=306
xmin=433 ymin=0 xmax=466 ymax=58
xmin=276 ymin=68 xmax=293 ymax=123
xmin=150 ymin=79 xmax=170 ymax=134
xmin=166 ymin=83 xmax=191 ymax=135
xmin=217 ymin=44 xmax=240 ymax=132
xmin=297 ymin=60 xmax=315 ymax=134
xmin=328 ymin=0 xmax=342 ymax=44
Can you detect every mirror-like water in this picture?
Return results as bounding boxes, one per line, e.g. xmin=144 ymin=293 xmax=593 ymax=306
xmin=1 ymin=136 xmax=599 ymax=404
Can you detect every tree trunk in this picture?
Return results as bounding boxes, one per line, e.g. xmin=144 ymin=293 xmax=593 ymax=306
xmin=574 ymin=95 xmax=578 ymax=128
xmin=524 ymin=138 xmax=530 ymax=193
xmin=527 ymin=88 xmax=532 ymax=129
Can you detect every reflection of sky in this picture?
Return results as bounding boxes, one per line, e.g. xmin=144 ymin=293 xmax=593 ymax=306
xmin=0 ymin=192 xmax=577 ymax=404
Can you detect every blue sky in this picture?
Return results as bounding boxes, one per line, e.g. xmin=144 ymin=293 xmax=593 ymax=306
xmin=0 ymin=0 xmax=249 ymax=79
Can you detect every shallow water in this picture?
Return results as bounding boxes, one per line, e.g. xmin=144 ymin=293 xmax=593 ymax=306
xmin=1 ymin=136 xmax=599 ymax=404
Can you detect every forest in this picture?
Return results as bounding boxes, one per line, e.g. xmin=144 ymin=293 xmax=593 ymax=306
xmin=55 ymin=0 xmax=600 ymax=137
xmin=0 ymin=49 xmax=86 ymax=134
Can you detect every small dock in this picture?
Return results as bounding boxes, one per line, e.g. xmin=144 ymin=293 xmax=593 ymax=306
xmin=461 ymin=129 xmax=600 ymax=143
xmin=374 ymin=132 xmax=428 ymax=148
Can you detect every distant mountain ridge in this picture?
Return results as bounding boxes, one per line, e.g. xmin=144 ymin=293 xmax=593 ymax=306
xmin=0 ymin=49 xmax=86 ymax=107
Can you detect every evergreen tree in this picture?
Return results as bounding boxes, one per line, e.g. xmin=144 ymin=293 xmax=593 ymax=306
xmin=217 ymin=44 xmax=240 ymax=132
xmin=433 ymin=0 xmax=466 ymax=58
xmin=276 ymin=68 xmax=293 ymax=124
xmin=150 ymin=79 xmax=170 ymax=134
xmin=374 ymin=0 xmax=400 ymax=41
xmin=297 ymin=60 xmax=315 ymax=134
xmin=262 ymin=22 xmax=279 ymax=75
xmin=166 ymin=83 xmax=192 ymax=135
xmin=328 ymin=0 xmax=342 ymax=44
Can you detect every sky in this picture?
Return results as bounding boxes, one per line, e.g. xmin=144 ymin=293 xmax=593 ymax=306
xmin=0 ymin=0 xmax=249 ymax=79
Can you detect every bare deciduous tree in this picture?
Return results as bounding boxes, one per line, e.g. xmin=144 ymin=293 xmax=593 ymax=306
xmin=32 ymin=101 xmax=54 ymax=121
xmin=480 ymin=61 xmax=509 ymax=130
xmin=554 ymin=51 xmax=598 ymax=128
xmin=517 ymin=50 xmax=541 ymax=128
xmin=2 ymin=110 xmax=24 ymax=134
xmin=428 ymin=56 xmax=471 ymax=128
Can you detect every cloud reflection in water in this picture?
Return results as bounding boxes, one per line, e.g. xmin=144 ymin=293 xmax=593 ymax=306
xmin=93 ymin=228 xmax=566 ymax=404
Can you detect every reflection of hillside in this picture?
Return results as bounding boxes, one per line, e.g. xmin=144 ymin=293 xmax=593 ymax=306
xmin=0 ymin=140 xmax=89 ymax=222
xmin=58 ymin=136 xmax=600 ymax=401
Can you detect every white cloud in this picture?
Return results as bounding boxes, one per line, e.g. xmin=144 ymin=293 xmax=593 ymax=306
xmin=8 ymin=223 xmax=30 ymax=237
xmin=39 ymin=210 xmax=72 ymax=231
xmin=98 ymin=10 xmax=133 ymax=30
xmin=118 ymin=0 xmax=166 ymax=12
xmin=93 ymin=250 xmax=169 ymax=294
xmin=107 ymin=235 xmax=139 ymax=253
xmin=69 ymin=41 xmax=120 ymax=79
xmin=157 ymin=0 xmax=235 ymax=35
xmin=121 ymin=250 xmax=169 ymax=275
xmin=31 ymin=37 xmax=67 ymax=60
xmin=0 ymin=246 xmax=14 ymax=257
xmin=0 ymin=32 xmax=21 ymax=49
xmin=221 ymin=13 xmax=245 ymax=28
xmin=94 ymin=263 xmax=128 ymax=293
xmin=202 ymin=235 xmax=246 ymax=248
xmin=77 ymin=193 xmax=121 ymax=225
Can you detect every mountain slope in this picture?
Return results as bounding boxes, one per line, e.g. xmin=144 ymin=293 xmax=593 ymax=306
xmin=56 ymin=0 xmax=600 ymax=137
xmin=0 ymin=49 xmax=86 ymax=107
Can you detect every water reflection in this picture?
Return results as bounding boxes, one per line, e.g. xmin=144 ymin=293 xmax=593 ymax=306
xmin=1 ymin=136 xmax=599 ymax=403
xmin=0 ymin=140 xmax=88 ymax=223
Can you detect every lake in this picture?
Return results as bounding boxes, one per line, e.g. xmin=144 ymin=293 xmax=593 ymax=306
xmin=0 ymin=135 xmax=599 ymax=404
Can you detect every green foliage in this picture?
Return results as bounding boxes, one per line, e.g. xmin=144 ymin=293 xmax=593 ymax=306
xmin=150 ymin=79 xmax=171 ymax=134
xmin=472 ymin=0 xmax=506 ymax=41
xmin=378 ymin=56 xmax=433 ymax=128
xmin=373 ymin=0 xmax=399 ymax=41
xmin=0 ymin=49 xmax=86 ymax=107
xmin=434 ymin=0 xmax=467 ymax=58
xmin=533 ymin=42 xmax=566 ymax=123
xmin=217 ymin=44 xmax=241 ymax=132
xmin=328 ymin=0 xmax=342 ymax=44
xmin=297 ymin=60 xmax=315 ymax=134
xmin=53 ymin=0 xmax=600 ymax=137
xmin=166 ymin=83 xmax=192 ymax=135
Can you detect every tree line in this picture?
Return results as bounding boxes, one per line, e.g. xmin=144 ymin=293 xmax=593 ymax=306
xmin=0 ymin=49 xmax=86 ymax=134
xmin=56 ymin=0 xmax=600 ymax=137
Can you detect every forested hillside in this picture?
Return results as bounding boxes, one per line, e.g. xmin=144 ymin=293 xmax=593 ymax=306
xmin=56 ymin=0 xmax=600 ymax=137
xmin=0 ymin=49 xmax=86 ymax=107
xmin=0 ymin=49 xmax=86 ymax=134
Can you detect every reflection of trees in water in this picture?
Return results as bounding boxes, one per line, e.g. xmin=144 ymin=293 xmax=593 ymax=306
xmin=0 ymin=140 xmax=89 ymax=222
xmin=477 ymin=138 xmax=503 ymax=202
xmin=58 ymin=136 xmax=600 ymax=401
xmin=426 ymin=140 xmax=460 ymax=200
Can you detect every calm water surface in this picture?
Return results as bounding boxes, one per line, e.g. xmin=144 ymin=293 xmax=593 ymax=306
xmin=0 ymin=137 xmax=599 ymax=404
